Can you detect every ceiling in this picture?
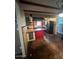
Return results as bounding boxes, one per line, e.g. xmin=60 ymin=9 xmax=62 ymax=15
xmin=23 ymin=0 xmax=63 ymax=8
xmin=19 ymin=0 xmax=63 ymax=16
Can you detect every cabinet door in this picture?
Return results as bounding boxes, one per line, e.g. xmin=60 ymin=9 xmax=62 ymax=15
xmin=27 ymin=32 xmax=35 ymax=41
xmin=35 ymin=30 xmax=44 ymax=40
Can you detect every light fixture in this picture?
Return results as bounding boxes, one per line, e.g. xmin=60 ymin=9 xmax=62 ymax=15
xmin=58 ymin=13 xmax=63 ymax=17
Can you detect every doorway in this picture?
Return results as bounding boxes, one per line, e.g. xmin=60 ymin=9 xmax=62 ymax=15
xmin=48 ymin=21 xmax=54 ymax=34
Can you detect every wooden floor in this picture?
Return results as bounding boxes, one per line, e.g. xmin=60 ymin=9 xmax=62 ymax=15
xmin=16 ymin=34 xmax=63 ymax=59
xmin=26 ymin=34 xmax=63 ymax=59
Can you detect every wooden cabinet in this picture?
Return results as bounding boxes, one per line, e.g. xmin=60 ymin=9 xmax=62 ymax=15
xmin=26 ymin=31 xmax=35 ymax=41
xmin=25 ymin=16 xmax=45 ymax=41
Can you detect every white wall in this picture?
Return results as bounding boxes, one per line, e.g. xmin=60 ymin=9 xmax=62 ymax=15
xmin=15 ymin=1 xmax=26 ymax=57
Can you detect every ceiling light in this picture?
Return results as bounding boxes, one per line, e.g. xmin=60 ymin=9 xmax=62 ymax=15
xmin=58 ymin=13 xmax=63 ymax=17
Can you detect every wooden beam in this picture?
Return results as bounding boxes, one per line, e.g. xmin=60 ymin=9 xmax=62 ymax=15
xmin=24 ymin=10 xmax=56 ymax=14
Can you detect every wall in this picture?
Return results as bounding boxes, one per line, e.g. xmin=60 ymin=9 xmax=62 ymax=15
xmin=15 ymin=1 xmax=26 ymax=57
xmin=15 ymin=16 xmax=22 ymax=55
xmin=44 ymin=16 xmax=57 ymax=34
xmin=57 ymin=16 xmax=63 ymax=33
